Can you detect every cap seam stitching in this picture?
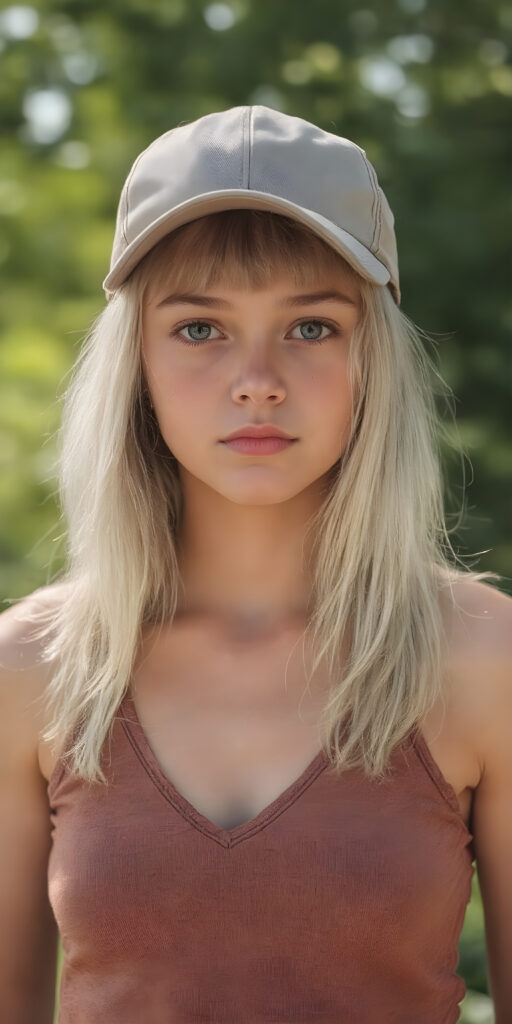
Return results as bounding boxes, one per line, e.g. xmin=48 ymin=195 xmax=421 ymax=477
xmin=241 ymin=106 xmax=250 ymax=188
xmin=121 ymin=149 xmax=148 ymax=247
xmin=359 ymin=151 xmax=380 ymax=253
xmin=121 ymin=125 xmax=183 ymax=246
xmin=246 ymin=106 xmax=252 ymax=188
xmin=369 ymin=166 xmax=384 ymax=256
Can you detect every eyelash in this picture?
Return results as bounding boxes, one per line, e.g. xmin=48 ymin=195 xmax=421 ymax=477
xmin=170 ymin=318 xmax=341 ymax=348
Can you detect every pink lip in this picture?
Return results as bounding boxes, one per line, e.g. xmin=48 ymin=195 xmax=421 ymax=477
xmin=222 ymin=423 xmax=296 ymax=441
xmin=221 ymin=437 xmax=297 ymax=455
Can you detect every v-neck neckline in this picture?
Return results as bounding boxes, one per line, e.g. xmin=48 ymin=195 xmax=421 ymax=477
xmin=118 ymin=692 xmax=330 ymax=849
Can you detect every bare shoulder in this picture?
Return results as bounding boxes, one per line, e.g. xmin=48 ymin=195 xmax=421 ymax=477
xmin=0 ymin=586 xmax=68 ymax=1015
xmin=443 ymin=576 xmax=512 ymax=670
xmin=443 ymin=575 xmax=512 ymax=640
xmin=0 ymin=582 xmax=71 ymax=772
xmin=442 ymin=577 xmax=512 ymax=762
xmin=0 ymin=581 xmax=71 ymax=674
xmin=445 ymin=579 xmax=512 ymax=1014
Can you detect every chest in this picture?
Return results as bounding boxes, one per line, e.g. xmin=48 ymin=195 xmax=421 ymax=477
xmin=126 ymin=622 xmax=328 ymax=831
xmin=121 ymin=620 xmax=479 ymax=833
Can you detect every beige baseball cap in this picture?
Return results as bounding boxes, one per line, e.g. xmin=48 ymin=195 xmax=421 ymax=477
xmin=103 ymin=104 xmax=401 ymax=306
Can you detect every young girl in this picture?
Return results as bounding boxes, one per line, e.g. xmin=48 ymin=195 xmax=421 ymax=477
xmin=1 ymin=105 xmax=511 ymax=1023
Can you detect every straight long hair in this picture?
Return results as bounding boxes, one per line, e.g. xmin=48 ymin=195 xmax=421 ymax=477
xmin=21 ymin=209 xmax=501 ymax=784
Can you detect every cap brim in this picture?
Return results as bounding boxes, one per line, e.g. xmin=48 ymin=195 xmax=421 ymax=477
xmin=102 ymin=188 xmax=392 ymax=297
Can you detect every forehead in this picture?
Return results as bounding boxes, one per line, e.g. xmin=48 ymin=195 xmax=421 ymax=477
xmin=140 ymin=210 xmax=363 ymax=308
xmin=148 ymin=265 xmax=361 ymax=309
xmin=152 ymin=286 xmax=361 ymax=315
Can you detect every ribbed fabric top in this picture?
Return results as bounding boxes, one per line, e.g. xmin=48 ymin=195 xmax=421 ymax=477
xmin=48 ymin=692 xmax=475 ymax=1023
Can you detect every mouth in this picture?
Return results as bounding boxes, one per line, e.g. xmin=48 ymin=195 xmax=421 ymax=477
xmin=222 ymin=424 xmax=297 ymax=442
xmin=220 ymin=436 xmax=298 ymax=455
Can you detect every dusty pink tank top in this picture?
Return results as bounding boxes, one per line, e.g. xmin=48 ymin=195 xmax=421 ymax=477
xmin=48 ymin=691 xmax=475 ymax=1023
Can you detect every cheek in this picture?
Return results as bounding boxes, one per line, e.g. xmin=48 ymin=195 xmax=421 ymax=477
xmin=151 ymin=367 xmax=215 ymax=443
xmin=145 ymin=341 xmax=353 ymax=452
xmin=308 ymin=361 xmax=353 ymax=427
xmin=305 ymin=365 xmax=354 ymax=462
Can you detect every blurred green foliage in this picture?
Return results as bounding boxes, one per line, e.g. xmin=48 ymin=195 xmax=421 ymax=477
xmin=1 ymin=0 xmax=511 ymax=604
xmin=1 ymin=0 xmax=510 ymax=1017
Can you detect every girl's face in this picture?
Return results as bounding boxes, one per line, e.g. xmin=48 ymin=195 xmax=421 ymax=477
xmin=141 ymin=267 xmax=361 ymax=506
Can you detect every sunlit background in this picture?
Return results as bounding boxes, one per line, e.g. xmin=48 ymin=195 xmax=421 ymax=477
xmin=1 ymin=2 xmax=510 ymax=1021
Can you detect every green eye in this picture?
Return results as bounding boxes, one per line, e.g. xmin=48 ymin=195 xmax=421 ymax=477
xmin=174 ymin=321 xmax=221 ymax=345
xmin=293 ymin=320 xmax=333 ymax=343
xmin=171 ymin=317 xmax=340 ymax=347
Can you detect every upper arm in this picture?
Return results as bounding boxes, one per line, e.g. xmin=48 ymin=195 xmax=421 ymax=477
xmin=0 ymin=596 xmax=59 ymax=1023
xmin=466 ymin=584 xmax=512 ymax=1021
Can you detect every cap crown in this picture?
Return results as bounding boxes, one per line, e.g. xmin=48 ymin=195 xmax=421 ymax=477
xmin=106 ymin=105 xmax=400 ymax=304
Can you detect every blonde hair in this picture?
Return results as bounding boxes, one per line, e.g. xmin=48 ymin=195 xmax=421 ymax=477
xmin=20 ymin=209 xmax=501 ymax=785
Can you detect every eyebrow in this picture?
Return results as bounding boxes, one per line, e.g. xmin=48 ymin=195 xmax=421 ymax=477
xmin=155 ymin=289 xmax=358 ymax=309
